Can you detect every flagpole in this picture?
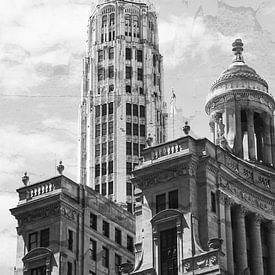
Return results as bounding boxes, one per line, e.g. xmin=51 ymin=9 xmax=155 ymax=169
xmin=173 ymin=100 xmax=175 ymax=139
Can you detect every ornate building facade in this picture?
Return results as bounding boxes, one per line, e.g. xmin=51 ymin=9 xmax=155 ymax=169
xmin=79 ymin=0 xmax=167 ymax=210
xmin=132 ymin=40 xmax=275 ymax=275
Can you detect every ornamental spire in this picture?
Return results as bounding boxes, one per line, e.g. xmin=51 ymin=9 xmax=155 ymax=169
xmin=232 ymin=38 xmax=244 ymax=63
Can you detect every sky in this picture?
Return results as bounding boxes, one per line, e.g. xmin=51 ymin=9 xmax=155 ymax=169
xmin=1 ymin=0 xmax=275 ymax=273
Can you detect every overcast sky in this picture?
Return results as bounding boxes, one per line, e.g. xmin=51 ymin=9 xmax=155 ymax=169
xmin=1 ymin=0 xmax=275 ymax=273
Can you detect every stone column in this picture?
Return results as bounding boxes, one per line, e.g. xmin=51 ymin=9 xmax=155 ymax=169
xmin=234 ymin=206 xmax=248 ymax=273
xmin=246 ymin=110 xmax=256 ymax=160
xmin=176 ymin=220 xmax=183 ymax=273
xmin=152 ymin=227 xmax=159 ymax=273
xmin=268 ymin=221 xmax=275 ymax=274
xmin=264 ymin=113 xmax=272 ymax=164
xmin=256 ymin=131 xmax=263 ymax=162
xmin=235 ymin=104 xmax=243 ymax=158
xmin=225 ymin=198 xmax=234 ymax=275
xmin=250 ymin=214 xmax=264 ymax=275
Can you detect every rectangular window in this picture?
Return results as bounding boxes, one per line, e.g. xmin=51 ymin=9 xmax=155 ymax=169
xmin=102 ymin=246 xmax=109 ymax=268
xmin=95 ymin=124 xmax=100 ymax=137
xmin=98 ymin=67 xmax=104 ymax=81
xmin=126 ymin=85 xmax=131 ymax=93
xmin=126 ymin=66 xmax=132 ymax=79
xmin=98 ymin=50 xmax=104 ymax=62
xmin=140 ymin=106 xmax=145 ymax=117
xmin=137 ymin=68 xmax=143 ymax=81
xmin=108 ymin=121 xmax=113 ymax=134
xmin=168 ymin=190 xmax=178 ymax=209
xmin=95 ymin=144 xmax=100 ymax=157
xmin=95 ymin=105 xmax=100 ymax=117
xmin=109 ymin=47 xmax=114 ymax=59
xmin=102 ymin=221 xmax=110 ymax=238
xmin=90 ymin=239 xmax=97 ymax=261
xmin=102 ymin=182 xmax=107 ymax=196
xmin=127 ymin=182 xmax=132 ymax=196
xmin=126 ymin=123 xmax=132 ymax=135
xmin=40 ymin=228 xmax=49 ymax=247
xmin=137 ymin=50 xmax=143 ymax=62
xmin=108 ymin=102 xmax=113 ymax=114
xmin=95 ymin=184 xmax=100 ymax=193
xmin=67 ymin=262 xmax=73 ymax=275
xmin=108 ymin=161 xmax=113 ymax=174
xmin=133 ymin=143 xmax=138 ymax=156
xmin=156 ymin=193 xmax=166 ymax=213
xmin=126 ymin=103 xmax=132 ymax=115
xmin=133 ymin=104 xmax=138 ymax=116
xmin=90 ymin=213 xmax=97 ymax=230
xmin=133 ymin=124 xmax=138 ymax=136
xmin=126 ymin=162 xmax=132 ymax=175
xmin=108 ymin=141 xmax=113 ymax=154
xmin=140 ymin=125 xmax=145 ymax=137
xmin=28 ymin=232 xmax=38 ymax=251
xmin=109 ymin=31 xmax=112 ymax=42
xmin=126 ymin=142 xmax=132 ymax=155
xmin=95 ymin=164 xmax=100 ymax=177
xmin=102 ymin=142 xmax=107 ymax=156
xmin=102 ymin=104 xmax=107 ymax=116
xmin=211 ymin=192 xmax=216 ymax=213
xmin=108 ymin=181 xmax=113 ymax=195
xmin=102 ymin=162 xmax=107 ymax=176
xmin=115 ymin=228 xmax=122 ymax=245
xmin=108 ymin=65 xmax=114 ymax=78
xmin=115 ymin=254 xmax=122 ymax=275
xmin=68 ymin=229 xmax=73 ymax=251
xmin=126 ymin=48 xmax=132 ymax=60
xmin=127 ymin=235 xmax=134 ymax=252
xmin=102 ymin=122 xmax=107 ymax=136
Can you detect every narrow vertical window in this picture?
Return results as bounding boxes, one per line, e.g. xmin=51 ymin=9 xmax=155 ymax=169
xmin=137 ymin=50 xmax=143 ymax=62
xmin=95 ymin=164 xmax=100 ymax=177
xmin=102 ymin=15 xmax=107 ymax=27
xmin=102 ymin=221 xmax=110 ymax=238
xmin=115 ymin=228 xmax=122 ymax=245
xmin=126 ymin=123 xmax=132 ymax=135
xmin=102 ymin=142 xmax=107 ymax=155
xmin=115 ymin=254 xmax=122 ymax=275
xmin=156 ymin=193 xmax=166 ymax=213
xmin=108 ymin=102 xmax=113 ymax=114
xmin=126 ymin=66 xmax=132 ymax=79
xmin=102 ymin=104 xmax=107 ymax=116
xmin=168 ymin=190 xmax=178 ymax=209
xmin=90 ymin=239 xmax=97 ymax=261
xmin=108 ymin=161 xmax=113 ymax=174
xmin=90 ymin=213 xmax=97 ymax=230
xmin=108 ymin=141 xmax=113 ymax=154
xmin=211 ymin=192 xmax=216 ymax=213
xmin=102 ymin=246 xmax=109 ymax=268
xmin=68 ymin=229 xmax=73 ymax=251
xmin=126 ymin=142 xmax=132 ymax=155
xmin=108 ymin=121 xmax=113 ymax=134
xmin=28 ymin=232 xmax=38 ymax=251
xmin=109 ymin=47 xmax=114 ymax=59
xmin=127 ymin=235 xmax=134 ymax=252
xmin=126 ymin=48 xmax=132 ymax=60
xmin=126 ymin=103 xmax=132 ymax=115
xmin=127 ymin=182 xmax=132 ymax=196
xmin=108 ymin=181 xmax=113 ymax=195
xmin=95 ymin=124 xmax=100 ymax=137
xmin=102 ymin=162 xmax=107 ymax=176
xmin=102 ymin=182 xmax=106 ymax=196
xmin=133 ymin=104 xmax=138 ymax=116
xmin=102 ymin=122 xmax=107 ymax=136
xmin=110 ymin=13 xmax=115 ymax=26
xmin=137 ymin=68 xmax=143 ymax=81
xmin=40 ymin=228 xmax=50 ymax=247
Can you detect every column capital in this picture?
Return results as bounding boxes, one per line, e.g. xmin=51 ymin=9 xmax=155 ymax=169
xmin=225 ymin=197 xmax=235 ymax=208
xmin=267 ymin=220 xmax=275 ymax=232
xmin=253 ymin=213 xmax=264 ymax=226
xmin=237 ymin=205 xmax=249 ymax=217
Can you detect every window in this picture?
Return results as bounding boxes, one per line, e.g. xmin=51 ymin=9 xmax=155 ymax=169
xmin=139 ymin=87 xmax=144 ymax=95
xmin=137 ymin=50 xmax=143 ymax=62
xmin=95 ymin=105 xmax=100 ymax=117
xmin=95 ymin=164 xmax=100 ymax=177
xmin=40 ymin=228 xmax=49 ymax=247
xmin=67 ymin=262 xmax=73 ymax=275
xmin=127 ymin=235 xmax=134 ymax=252
xmin=28 ymin=232 xmax=38 ymax=251
xmin=108 ymin=121 xmax=113 ymax=134
xmin=108 ymin=141 xmax=113 ymax=154
xmin=140 ymin=125 xmax=145 ymax=137
xmin=126 ymin=85 xmax=131 ymax=93
xmin=115 ymin=228 xmax=122 ymax=245
xmin=109 ymin=102 xmax=113 ymax=114
xmin=126 ymin=66 xmax=132 ymax=79
xmin=127 ymin=203 xmax=133 ymax=213
xmin=133 ymin=124 xmax=138 ymax=136
xmin=102 ymin=15 xmax=107 ymax=27
xmin=95 ymin=184 xmax=100 ymax=193
xmin=102 ymin=104 xmax=107 ymax=116
xmin=126 ymin=123 xmax=131 ymax=135
xmin=101 ymin=33 xmax=104 ymax=43
xmin=90 ymin=239 xmax=97 ymax=261
xmin=102 ymin=162 xmax=107 ymax=176
xmin=31 ymin=266 xmax=46 ymax=275
xmin=95 ymin=144 xmax=100 ymax=157
xmin=133 ymin=104 xmax=138 ymax=116
xmin=126 ymin=103 xmax=131 ymax=115
xmin=153 ymin=54 xmax=156 ymax=67
xmin=125 ymin=15 xmax=131 ymax=27
xmin=140 ymin=106 xmax=145 ymax=117
xmin=108 ymin=161 xmax=113 ymax=174
xmin=137 ymin=68 xmax=143 ymax=81
xmin=109 ymin=84 xmax=114 ymax=93
xmin=211 ymin=192 xmax=216 ymax=213
xmin=68 ymin=229 xmax=73 ymax=251
xmin=102 ymin=182 xmax=106 ymax=196
xmin=126 ymin=162 xmax=132 ymax=175
xmin=102 ymin=122 xmax=107 ymax=136
xmin=126 ymin=48 xmax=132 ymax=60
xmin=133 ymin=143 xmax=138 ymax=156
xmin=109 ymin=47 xmax=114 ymax=59
xmin=108 ymin=181 xmax=113 ymax=195
xmin=115 ymin=254 xmax=122 ymax=275
xmin=102 ymin=221 xmax=110 ymax=238
xmin=98 ymin=50 xmax=104 ymax=62
xmin=156 ymin=193 xmax=166 ymax=213
xmin=127 ymin=182 xmax=132 ymax=196
xmin=168 ymin=190 xmax=178 ymax=209
xmin=95 ymin=124 xmax=100 ymax=137
xmin=102 ymin=142 xmax=107 ymax=156
xmin=110 ymin=13 xmax=115 ymax=25
xmin=108 ymin=65 xmax=114 ymax=78
xmin=90 ymin=213 xmax=97 ymax=230
xmin=98 ymin=67 xmax=104 ymax=81
xmin=102 ymin=246 xmax=109 ymax=268
xmin=126 ymin=142 xmax=132 ymax=155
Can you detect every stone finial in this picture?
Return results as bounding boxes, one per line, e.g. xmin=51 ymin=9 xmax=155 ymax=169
xmin=183 ymin=121 xmax=191 ymax=135
xmin=57 ymin=161 xmax=64 ymax=175
xmin=22 ymin=172 xmax=29 ymax=186
xmin=232 ymin=38 xmax=244 ymax=62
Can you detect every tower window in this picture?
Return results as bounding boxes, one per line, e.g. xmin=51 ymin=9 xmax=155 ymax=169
xmin=108 ymin=141 xmax=113 ymax=154
xmin=95 ymin=164 xmax=100 ymax=177
xmin=102 ymin=142 xmax=107 ymax=155
xmin=126 ymin=85 xmax=131 ymax=93
xmin=109 ymin=47 xmax=114 ymax=59
xmin=108 ymin=65 xmax=114 ymax=78
xmin=126 ymin=103 xmax=132 ymax=115
xmin=102 ymin=104 xmax=107 ymax=116
xmin=102 ymin=246 xmax=109 ymax=268
xmin=133 ymin=143 xmax=138 ymax=156
xmin=108 ymin=121 xmax=113 ymax=134
xmin=126 ymin=162 xmax=132 ymax=175
xmin=126 ymin=123 xmax=132 ymax=135
xmin=140 ymin=125 xmax=145 ymax=137
xmin=90 ymin=213 xmax=97 ymax=230
xmin=98 ymin=50 xmax=104 ymax=62
xmin=137 ymin=50 xmax=143 ymax=62
xmin=102 ymin=162 xmax=107 ymax=176
xmin=95 ymin=124 xmax=100 ymax=137
xmin=102 ymin=221 xmax=110 ymax=238
xmin=133 ymin=104 xmax=138 ymax=116
xmin=115 ymin=254 xmax=122 ymax=275
xmin=98 ymin=67 xmax=105 ymax=81
xmin=102 ymin=182 xmax=106 ymax=196
xmin=137 ymin=68 xmax=143 ymax=81
xmin=108 ymin=102 xmax=113 ymax=114
xmin=168 ymin=190 xmax=178 ymax=209
xmin=156 ymin=193 xmax=166 ymax=213
xmin=126 ymin=142 xmax=132 ymax=155
xmin=102 ymin=122 xmax=107 ymax=136
xmin=95 ymin=105 xmax=100 ymax=117
xmin=153 ymin=54 xmax=156 ymax=67
xmin=126 ymin=48 xmax=132 ymax=60
xmin=126 ymin=66 xmax=132 ymax=79
xmin=95 ymin=144 xmax=100 ymax=157
xmin=110 ymin=13 xmax=115 ymax=26
xmin=140 ymin=106 xmax=145 ymax=117
xmin=108 ymin=181 xmax=113 ymax=195
xmin=127 ymin=182 xmax=133 ymax=196
xmin=102 ymin=15 xmax=107 ymax=27
xmin=211 ymin=192 xmax=217 ymax=213
xmin=133 ymin=124 xmax=138 ymax=136
xmin=108 ymin=161 xmax=113 ymax=174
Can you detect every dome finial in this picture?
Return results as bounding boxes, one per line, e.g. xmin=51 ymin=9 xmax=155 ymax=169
xmin=232 ymin=38 xmax=244 ymax=63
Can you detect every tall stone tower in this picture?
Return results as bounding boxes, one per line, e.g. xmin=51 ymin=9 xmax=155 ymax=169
xmin=79 ymin=0 xmax=167 ymax=211
xmin=206 ymin=39 xmax=275 ymax=165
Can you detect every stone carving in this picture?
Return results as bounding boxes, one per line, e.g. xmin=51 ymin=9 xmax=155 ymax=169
xmin=257 ymin=175 xmax=270 ymax=189
xmin=242 ymin=168 xmax=253 ymax=181
xmin=60 ymin=206 xmax=77 ymax=222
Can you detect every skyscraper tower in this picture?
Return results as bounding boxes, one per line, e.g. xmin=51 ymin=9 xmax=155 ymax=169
xmin=79 ymin=0 xmax=167 ymax=210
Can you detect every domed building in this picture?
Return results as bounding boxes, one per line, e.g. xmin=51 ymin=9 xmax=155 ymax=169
xmin=132 ymin=39 xmax=275 ymax=275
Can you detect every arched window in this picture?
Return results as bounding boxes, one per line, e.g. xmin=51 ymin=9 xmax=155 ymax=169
xmin=102 ymin=15 xmax=107 ymax=28
xmin=110 ymin=13 xmax=115 ymax=26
